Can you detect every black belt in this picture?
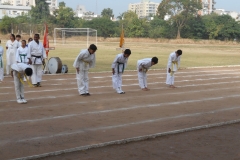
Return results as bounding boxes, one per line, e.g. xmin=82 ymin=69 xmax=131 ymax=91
xmin=117 ymin=62 xmax=124 ymax=74
xmin=31 ymin=55 xmax=42 ymax=64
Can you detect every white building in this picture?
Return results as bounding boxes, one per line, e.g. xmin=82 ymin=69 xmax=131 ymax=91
xmin=75 ymin=5 xmax=98 ymax=20
xmin=128 ymin=0 xmax=159 ymax=18
xmin=0 ymin=0 xmax=57 ymax=19
xmin=198 ymin=0 xmax=215 ymax=15
xmin=45 ymin=0 xmax=58 ymax=15
xmin=0 ymin=0 xmax=35 ymax=6
xmin=214 ymin=9 xmax=240 ymax=21
xmin=0 ymin=5 xmax=31 ymax=19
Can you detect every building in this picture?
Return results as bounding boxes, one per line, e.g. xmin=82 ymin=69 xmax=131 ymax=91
xmin=0 ymin=4 xmax=31 ymax=18
xmin=214 ymin=9 xmax=240 ymax=21
xmin=45 ymin=0 xmax=58 ymax=15
xmin=0 ymin=0 xmax=35 ymax=6
xmin=198 ymin=0 xmax=215 ymax=15
xmin=75 ymin=5 xmax=98 ymax=20
xmin=128 ymin=0 xmax=159 ymax=18
xmin=0 ymin=0 xmax=58 ymax=19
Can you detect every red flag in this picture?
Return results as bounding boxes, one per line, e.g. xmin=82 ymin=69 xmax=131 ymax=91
xmin=43 ymin=24 xmax=49 ymax=57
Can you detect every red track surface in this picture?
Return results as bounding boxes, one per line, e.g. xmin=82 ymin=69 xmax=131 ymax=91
xmin=0 ymin=67 xmax=240 ymax=159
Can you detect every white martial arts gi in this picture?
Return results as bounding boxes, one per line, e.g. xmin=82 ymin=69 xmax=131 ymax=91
xmin=73 ymin=49 xmax=96 ymax=95
xmin=16 ymin=46 xmax=29 ymax=64
xmin=137 ymin=58 xmax=152 ymax=89
xmin=166 ymin=52 xmax=181 ymax=86
xmin=0 ymin=46 xmax=4 ymax=81
xmin=27 ymin=41 xmax=46 ymax=85
xmin=6 ymin=40 xmax=20 ymax=74
xmin=112 ymin=53 xmax=128 ymax=93
xmin=11 ymin=63 xmax=31 ymax=101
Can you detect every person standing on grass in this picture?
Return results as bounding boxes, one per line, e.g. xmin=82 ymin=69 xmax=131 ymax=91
xmin=137 ymin=57 xmax=158 ymax=91
xmin=0 ymin=40 xmax=4 ymax=82
xmin=166 ymin=50 xmax=182 ymax=88
xmin=112 ymin=49 xmax=131 ymax=94
xmin=27 ymin=34 xmax=46 ymax=87
xmin=73 ymin=44 xmax=97 ymax=96
xmin=6 ymin=34 xmax=20 ymax=75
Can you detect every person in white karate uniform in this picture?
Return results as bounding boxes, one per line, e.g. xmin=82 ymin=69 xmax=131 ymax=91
xmin=6 ymin=34 xmax=20 ymax=75
xmin=16 ymin=40 xmax=29 ymax=81
xmin=73 ymin=44 xmax=97 ymax=96
xmin=11 ymin=63 xmax=33 ymax=104
xmin=27 ymin=34 xmax=46 ymax=87
xmin=166 ymin=50 xmax=182 ymax=88
xmin=137 ymin=57 xmax=158 ymax=91
xmin=16 ymin=40 xmax=28 ymax=64
xmin=112 ymin=49 xmax=131 ymax=94
xmin=0 ymin=40 xmax=4 ymax=82
xmin=16 ymin=35 xmax=22 ymax=46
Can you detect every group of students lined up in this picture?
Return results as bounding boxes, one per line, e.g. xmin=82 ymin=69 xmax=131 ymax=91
xmin=0 ymin=39 xmax=182 ymax=104
xmin=0 ymin=34 xmax=47 ymax=104
xmin=73 ymin=44 xmax=182 ymax=96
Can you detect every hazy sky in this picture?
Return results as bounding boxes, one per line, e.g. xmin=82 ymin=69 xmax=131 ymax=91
xmin=61 ymin=0 xmax=240 ymax=16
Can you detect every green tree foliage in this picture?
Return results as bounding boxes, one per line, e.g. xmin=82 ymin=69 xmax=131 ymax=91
xmin=181 ymin=15 xmax=207 ymax=39
xmin=53 ymin=2 xmax=77 ymax=28
xmin=29 ymin=0 xmax=50 ymax=23
xmin=0 ymin=16 xmax=16 ymax=33
xmin=157 ymin=0 xmax=202 ymax=38
xmin=101 ymin=8 xmax=114 ymax=19
xmin=149 ymin=17 xmax=176 ymax=39
xmin=83 ymin=17 xmax=116 ymax=38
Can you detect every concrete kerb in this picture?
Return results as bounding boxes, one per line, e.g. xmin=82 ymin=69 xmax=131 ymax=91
xmin=12 ymin=119 xmax=240 ymax=160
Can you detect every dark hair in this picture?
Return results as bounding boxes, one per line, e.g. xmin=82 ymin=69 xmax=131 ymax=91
xmin=16 ymin=35 xmax=21 ymax=38
xmin=25 ymin=68 xmax=33 ymax=76
xmin=151 ymin=57 xmax=158 ymax=64
xmin=10 ymin=34 xmax=16 ymax=40
xmin=34 ymin=34 xmax=40 ymax=38
xmin=22 ymin=40 xmax=26 ymax=43
xmin=89 ymin=44 xmax=97 ymax=51
xmin=176 ymin=50 xmax=182 ymax=55
xmin=28 ymin=38 xmax=33 ymax=42
xmin=124 ymin=49 xmax=131 ymax=55
xmin=0 ymin=40 xmax=1 ymax=44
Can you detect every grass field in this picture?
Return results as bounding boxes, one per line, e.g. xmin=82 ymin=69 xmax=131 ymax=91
xmin=1 ymin=41 xmax=240 ymax=73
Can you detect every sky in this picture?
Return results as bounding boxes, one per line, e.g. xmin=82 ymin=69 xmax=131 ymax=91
xmin=61 ymin=0 xmax=240 ymax=16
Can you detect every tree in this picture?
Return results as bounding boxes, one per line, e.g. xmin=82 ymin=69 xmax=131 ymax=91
xmin=29 ymin=0 xmax=50 ymax=23
xmin=157 ymin=0 xmax=202 ymax=39
xmin=53 ymin=1 xmax=77 ymax=28
xmin=101 ymin=8 xmax=114 ymax=19
xmin=149 ymin=17 xmax=175 ymax=39
xmin=83 ymin=17 xmax=116 ymax=38
xmin=0 ymin=16 xmax=16 ymax=33
xmin=181 ymin=15 xmax=207 ymax=39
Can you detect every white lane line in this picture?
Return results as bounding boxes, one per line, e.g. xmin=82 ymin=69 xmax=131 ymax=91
xmin=12 ymin=119 xmax=240 ymax=160
xmin=0 ymin=70 xmax=239 ymax=89
xmin=1 ymin=84 xmax=239 ymax=112
xmin=96 ymin=69 xmax=240 ymax=78
xmin=1 ymin=75 xmax=240 ymax=95
xmin=0 ymin=93 xmax=9 ymax=95
xmin=16 ymin=105 xmax=240 ymax=143
xmin=1 ymin=91 xmax=240 ymax=126
xmin=1 ymin=79 xmax=240 ymax=104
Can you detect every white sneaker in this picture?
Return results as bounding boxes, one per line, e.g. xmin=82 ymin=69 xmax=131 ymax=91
xmin=17 ymin=99 xmax=24 ymax=104
xmin=22 ymin=99 xmax=27 ymax=103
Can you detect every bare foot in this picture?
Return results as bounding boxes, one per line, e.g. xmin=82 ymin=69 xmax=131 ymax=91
xmin=169 ymin=85 xmax=177 ymax=88
xmin=142 ymin=88 xmax=149 ymax=91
